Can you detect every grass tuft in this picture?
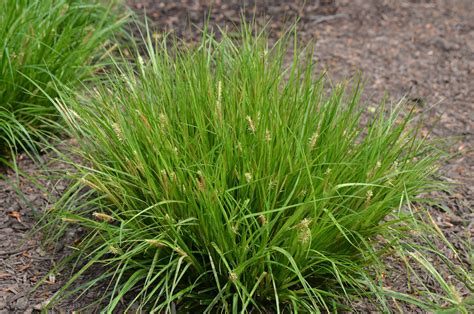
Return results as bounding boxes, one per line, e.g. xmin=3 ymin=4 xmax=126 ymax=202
xmin=44 ymin=24 xmax=471 ymax=312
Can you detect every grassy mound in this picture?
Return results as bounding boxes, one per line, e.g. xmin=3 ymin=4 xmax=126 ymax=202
xmin=45 ymin=26 xmax=469 ymax=312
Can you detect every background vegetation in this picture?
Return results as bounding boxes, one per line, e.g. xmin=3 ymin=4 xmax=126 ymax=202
xmin=0 ymin=0 xmax=125 ymax=165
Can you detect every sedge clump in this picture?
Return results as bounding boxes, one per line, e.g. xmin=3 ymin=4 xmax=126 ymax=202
xmin=47 ymin=25 xmax=454 ymax=312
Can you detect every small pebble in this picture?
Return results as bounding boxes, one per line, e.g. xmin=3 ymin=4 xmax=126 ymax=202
xmin=15 ymin=297 xmax=28 ymax=310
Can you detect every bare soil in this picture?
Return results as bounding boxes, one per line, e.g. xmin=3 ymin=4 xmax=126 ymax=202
xmin=1 ymin=0 xmax=472 ymax=312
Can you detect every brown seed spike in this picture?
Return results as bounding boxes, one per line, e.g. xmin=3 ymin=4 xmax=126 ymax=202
xmin=92 ymin=212 xmax=114 ymax=223
xmin=136 ymin=110 xmax=152 ymax=130
xmin=197 ymin=171 xmax=206 ymax=191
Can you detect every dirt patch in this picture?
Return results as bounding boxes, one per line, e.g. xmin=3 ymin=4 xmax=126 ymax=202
xmin=1 ymin=0 xmax=472 ymax=312
xmin=0 ymin=155 xmax=65 ymax=313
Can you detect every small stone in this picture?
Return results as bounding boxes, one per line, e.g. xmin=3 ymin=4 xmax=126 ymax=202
xmin=432 ymin=37 xmax=458 ymax=51
xmin=448 ymin=215 xmax=463 ymax=226
xmin=35 ymin=248 xmax=46 ymax=257
xmin=26 ymin=194 xmax=38 ymax=202
xmin=33 ymin=297 xmax=52 ymax=311
xmin=8 ymin=203 xmax=20 ymax=211
xmin=15 ymin=297 xmax=28 ymax=310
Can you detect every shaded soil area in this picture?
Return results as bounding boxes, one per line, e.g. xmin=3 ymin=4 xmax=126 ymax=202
xmin=1 ymin=0 xmax=472 ymax=312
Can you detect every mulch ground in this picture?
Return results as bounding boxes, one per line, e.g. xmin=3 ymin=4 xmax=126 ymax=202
xmin=1 ymin=0 xmax=472 ymax=312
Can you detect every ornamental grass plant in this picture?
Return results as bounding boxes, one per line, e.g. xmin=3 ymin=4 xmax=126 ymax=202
xmin=44 ymin=25 xmax=471 ymax=312
xmin=0 ymin=0 xmax=126 ymax=164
